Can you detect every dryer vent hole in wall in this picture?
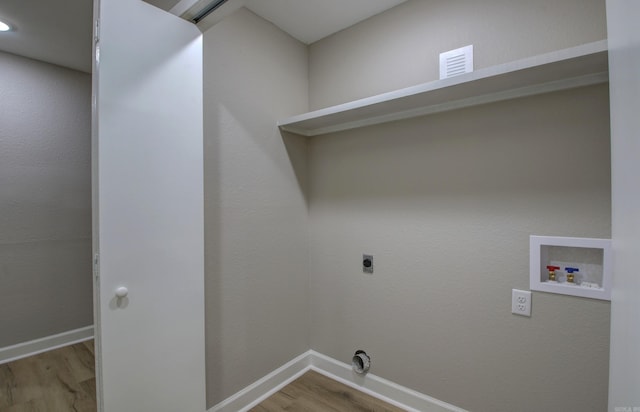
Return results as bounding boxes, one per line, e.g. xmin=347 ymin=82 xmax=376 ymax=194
xmin=352 ymin=350 xmax=371 ymax=374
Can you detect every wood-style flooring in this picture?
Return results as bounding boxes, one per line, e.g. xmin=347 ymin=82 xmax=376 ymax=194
xmin=1 ymin=344 xmax=402 ymax=411
xmin=251 ymin=370 xmax=406 ymax=412
xmin=0 ymin=340 xmax=96 ymax=412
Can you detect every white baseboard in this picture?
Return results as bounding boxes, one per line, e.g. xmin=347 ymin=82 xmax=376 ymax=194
xmin=209 ymin=351 xmax=311 ymax=412
xmin=0 ymin=325 xmax=94 ymax=365
xmin=208 ymin=350 xmax=466 ymax=412
xmin=309 ymin=350 xmax=467 ymax=412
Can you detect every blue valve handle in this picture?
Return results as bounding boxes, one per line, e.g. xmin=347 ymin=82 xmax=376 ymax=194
xmin=565 ymin=267 xmax=580 ymax=273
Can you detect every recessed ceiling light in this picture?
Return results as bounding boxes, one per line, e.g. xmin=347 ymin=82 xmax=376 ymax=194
xmin=0 ymin=20 xmax=11 ymax=32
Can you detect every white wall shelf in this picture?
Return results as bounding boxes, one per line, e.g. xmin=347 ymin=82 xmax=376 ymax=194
xmin=278 ymin=40 xmax=608 ymax=137
xmin=530 ymin=235 xmax=612 ymax=301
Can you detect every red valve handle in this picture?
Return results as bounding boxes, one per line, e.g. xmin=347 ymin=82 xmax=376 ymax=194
xmin=546 ymin=265 xmax=560 ymax=271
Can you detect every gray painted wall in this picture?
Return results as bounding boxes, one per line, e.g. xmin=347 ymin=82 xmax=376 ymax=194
xmin=201 ymin=1 xmax=611 ymax=410
xmin=308 ymin=85 xmax=611 ymax=412
xmin=0 ymin=51 xmax=92 ymax=347
xmin=306 ymin=1 xmax=611 ymax=410
xmin=202 ymin=8 xmax=310 ymax=408
xmin=309 ymin=0 xmax=607 ymax=110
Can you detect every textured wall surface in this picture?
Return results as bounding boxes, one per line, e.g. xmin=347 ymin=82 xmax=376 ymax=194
xmin=305 ymin=6 xmax=611 ymax=410
xmin=202 ymin=8 xmax=310 ymax=408
xmin=201 ymin=2 xmax=611 ymax=411
xmin=308 ymin=85 xmax=611 ymax=412
xmin=309 ymin=0 xmax=607 ymax=110
xmin=0 ymin=51 xmax=92 ymax=347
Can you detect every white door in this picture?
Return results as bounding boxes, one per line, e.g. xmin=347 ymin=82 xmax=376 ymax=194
xmin=92 ymin=0 xmax=205 ymax=411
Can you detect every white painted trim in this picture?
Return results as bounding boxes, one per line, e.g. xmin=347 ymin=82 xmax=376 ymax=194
xmin=0 ymin=325 xmax=94 ymax=365
xmin=195 ymin=0 xmax=247 ymax=32
xmin=208 ymin=350 xmax=466 ymax=412
xmin=281 ymin=72 xmax=607 ymax=137
xmin=278 ymin=40 xmax=608 ymax=136
xmin=309 ymin=351 xmax=467 ymax=412
xmin=169 ymin=0 xmax=247 ymax=33
xmin=169 ymin=0 xmax=200 ymax=16
xmin=208 ymin=351 xmax=311 ymax=412
xmin=529 ymin=235 xmax=612 ymax=300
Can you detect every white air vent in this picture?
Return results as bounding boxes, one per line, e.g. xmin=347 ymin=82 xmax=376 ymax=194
xmin=439 ymin=45 xmax=474 ymax=80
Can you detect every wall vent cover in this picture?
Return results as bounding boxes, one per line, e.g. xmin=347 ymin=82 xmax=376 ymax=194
xmin=439 ymin=45 xmax=474 ymax=79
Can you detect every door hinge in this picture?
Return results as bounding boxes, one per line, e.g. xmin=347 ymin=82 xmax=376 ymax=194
xmin=94 ymin=19 xmax=100 ymax=43
xmin=93 ymin=253 xmax=100 ymax=278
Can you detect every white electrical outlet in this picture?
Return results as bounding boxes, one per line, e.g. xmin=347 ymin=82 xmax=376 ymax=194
xmin=512 ymin=289 xmax=532 ymax=317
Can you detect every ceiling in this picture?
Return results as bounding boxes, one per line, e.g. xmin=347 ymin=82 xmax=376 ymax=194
xmin=243 ymin=0 xmax=407 ymax=45
xmin=0 ymin=0 xmax=407 ymax=73
xmin=145 ymin=0 xmax=408 ymax=44
xmin=0 ymin=0 xmax=94 ymax=73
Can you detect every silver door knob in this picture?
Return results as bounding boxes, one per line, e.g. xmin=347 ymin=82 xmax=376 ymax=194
xmin=115 ymin=286 xmax=129 ymax=298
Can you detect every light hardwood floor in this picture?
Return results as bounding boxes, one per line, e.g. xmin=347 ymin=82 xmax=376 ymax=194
xmin=0 ymin=340 xmax=96 ymax=412
xmin=251 ymin=370 xmax=406 ymax=412
xmin=1 ymin=345 xmax=402 ymax=411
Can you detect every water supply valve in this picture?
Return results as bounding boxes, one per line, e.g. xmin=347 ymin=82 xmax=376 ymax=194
xmin=565 ymin=267 xmax=579 ymax=283
xmin=546 ymin=265 xmax=560 ymax=281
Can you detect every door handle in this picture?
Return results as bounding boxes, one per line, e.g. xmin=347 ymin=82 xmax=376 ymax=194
xmin=115 ymin=286 xmax=129 ymax=298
